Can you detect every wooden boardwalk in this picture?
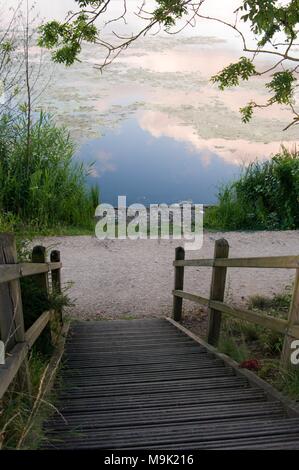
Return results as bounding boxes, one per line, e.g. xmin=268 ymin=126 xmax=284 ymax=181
xmin=43 ymin=319 xmax=299 ymax=450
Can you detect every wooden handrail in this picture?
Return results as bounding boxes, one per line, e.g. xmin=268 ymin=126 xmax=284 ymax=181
xmin=172 ymin=239 xmax=299 ymax=369
xmin=173 ymin=289 xmax=209 ymax=306
xmin=0 ymin=311 xmax=52 ymax=399
xmin=25 ymin=311 xmax=52 ymax=349
xmin=174 ymin=255 xmax=299 ymax=269
xmin=0 ymin=262 xmax=62 ymax=284
xmin=173 ymin=289 xmax=299 ymax=339
xmin=0 ymin=234 xmax=63 ymax=400
xmin=0 ymin=343 xmax=29 ymax=399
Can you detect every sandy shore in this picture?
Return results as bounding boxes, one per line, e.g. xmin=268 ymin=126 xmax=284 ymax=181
xmin=34 ymin=231 xmax=299 ymax=320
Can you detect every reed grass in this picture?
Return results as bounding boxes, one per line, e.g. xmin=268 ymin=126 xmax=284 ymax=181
xmin=0 ymin=111 xmax=99 ymax=232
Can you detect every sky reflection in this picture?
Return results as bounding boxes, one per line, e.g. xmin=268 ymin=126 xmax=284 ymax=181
xmin=6 ymin=1 xmax=299 ymax=204
xmin=80 ymin=118 xmax=240 ymax=206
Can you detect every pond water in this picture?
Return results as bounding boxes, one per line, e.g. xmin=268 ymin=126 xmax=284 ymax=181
xmin=80 ymin=117 xmax=239 ymax=206
xmin=20 ymin=1 xmax=298 ymax=207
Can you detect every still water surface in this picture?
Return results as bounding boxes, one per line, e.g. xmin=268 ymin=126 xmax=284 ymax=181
xmin=80 ymin=118 xmax=239 ymax=206
xmin=13 ymin=0 xmax=298 ymax=205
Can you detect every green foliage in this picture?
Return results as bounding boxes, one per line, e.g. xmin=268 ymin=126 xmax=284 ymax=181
xmin=204 ymin=185 xmax=251 ymax=230
xmin=38 ymin=0 xmax=299 ymax=123
xmin=37 ymin=1 xmax=299 ymax=128
xmin=38 ymin=14 xmax=97 ymax=66
xmin=247 ymin=289 xmax=291 ymax=354
xmin=205 ymin=147 xmax=299 ymax=230
xmin=0 ymin=112 xmax=98 ymax=230
xmin=211 ymin=57 xmax=256 ymax=90
xmin=224 ymin=0 xmax=299 ymax=122
xmin=240 ymin=102 xmax=255 ymax=123
xmin=38 ymin=0 xmax=189 ymax=64
xmin=21 ymin=277 xmax=72 ymax=331
xmin=89 ymin=184 xmax=100 ymax=210
xmin=279 ymin=368 xmax=299 ymax=399
xmin=212 ymin=272 xmax=297 ymax=397
xmin=0 ymin=41 xmax=14 ymax=54
xmin=218 ymin=287 xmax=299 ymax=399
xmin=249 ymin=289 xmax=291 ymax=314
xmin=0 ymin=351 xmax=56 ymax=449
xmin=239 ymin=0 xmax=299 ymax=43
xmin=258 ymin=360 xmax=299 ymax=400
xmin=221 ymin=289 xmax=290 ymax=362
xmin=219 ymin=333 xmax=249 ymax=363
xmin=0 ymin=212 xmax=20 ymax=233
xmin=266 ymin=70 xmax=296 ymax=105
xmin=154 ymin=0 xmax=188 ymax=27
xmin=20 ymin=276 xmax=72 ymax=356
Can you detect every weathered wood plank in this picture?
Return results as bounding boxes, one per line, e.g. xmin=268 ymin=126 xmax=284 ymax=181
xmin=167 ymin=317 xmax=299 ymax=417
xmin=0 ymin=234 xmax=32 ymax=396
xmin=0 ymin=310 xmax=59 ymax=399
xmin=42 ymin=319 xmax=299 ymax=450
xmin=0 ymin=342 xmax=28 ymax=399
xmin=174 ymin=259 xmax=214 ymax=267
xmin=210 ymin=300 xmax=291 ymax=335
xmin=25 ymin=311 xmax=51 ymax=349
xmin=281 ymin=268 xmax=299 ymax=368
xmin=0 ymin=265 xmax=20 ymax=283
xmin=174 ymin=256 xmax=299 ymax=269
xmin=0 ymin=234 xmax=25 ymax=349
xmin=50 ymin=250 xmax=63 ymax=339
xmin=207 ymin=238 xmax=229 ymax=346
xmin=0 ymin=262 xmax=62 ymax=284
xmin=173 ymin=289 xmax=209 ymax=306
xmin=172 ymin=246 xmax=185 ymax=322
xmin=172 ymin=290 xmax=298 ymax=338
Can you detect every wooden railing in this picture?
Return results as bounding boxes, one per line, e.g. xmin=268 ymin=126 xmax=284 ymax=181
xmin=0 ymin=233 xmax=63 ymax=399
xmin=172 ymin=238 xmax=299 ymax=369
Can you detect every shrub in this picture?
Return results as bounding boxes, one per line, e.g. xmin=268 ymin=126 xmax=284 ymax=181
xmin=205 ymin=146 xmax=299 ymax=230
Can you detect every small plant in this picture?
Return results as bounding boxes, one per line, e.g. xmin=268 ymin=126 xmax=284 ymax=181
xmin=219 ymin=335 xmax=249 ymax=363
xmin=248 ymin=295 xmax=275 ymax=311
xmin=219 ymin=316 xmax=250 ymax=363
xmin=220 ymin=289 xmax=290 ymax=364
xmin=0 ymin=352 xmax=57 ymax=449
xmin=258 ymin=360 xmax=299 ymax=401
xmin=249 ymin=290 xmax=292 ymax=313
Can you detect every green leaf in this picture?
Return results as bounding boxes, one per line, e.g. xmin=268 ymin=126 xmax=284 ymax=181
xmin=211 ymin=57 xmax=256 ymax=90
xmin=266 ymin=70 xmax=296 ymax=105
xmin=240 ymin=103 xmax=255 ymax=123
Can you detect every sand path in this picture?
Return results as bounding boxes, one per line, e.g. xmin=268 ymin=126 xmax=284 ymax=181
xmin=34 ymin=231 xmax=299 ymax=320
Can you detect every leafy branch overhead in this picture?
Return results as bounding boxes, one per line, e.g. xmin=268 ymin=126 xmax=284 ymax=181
xmin=38 ymin=0 xmax=299 ymax=130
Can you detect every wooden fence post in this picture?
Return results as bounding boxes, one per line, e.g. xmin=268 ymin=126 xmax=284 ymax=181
xmin=0 ymin=233 xmax=31 ymax=394
xmin=281 ymin=268 xmax=299 ymax=369
xmin=207 ymin=238 xmax=229 ymax=346
xmin=31 ymin=246 xmax=52 ymax=350
xmin=173 ymin=246 xmax=185 ymax=322
xmin=50 ymin=250 xmax=63 ymax=342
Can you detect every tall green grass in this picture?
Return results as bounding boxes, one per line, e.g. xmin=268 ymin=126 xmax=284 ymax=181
xmin=205 ymin=147 xmax=299 ymax=230
xmin=0 ymin=112 xmax=99 ymax=231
